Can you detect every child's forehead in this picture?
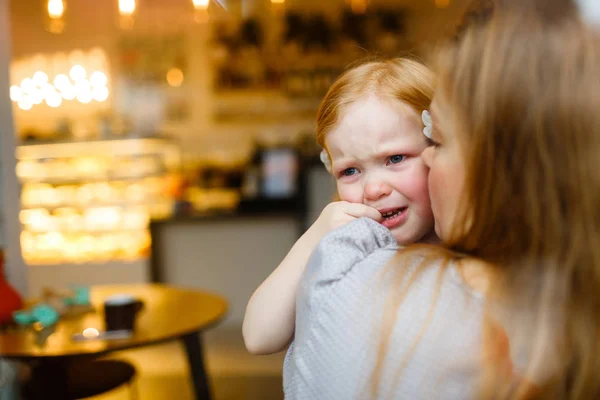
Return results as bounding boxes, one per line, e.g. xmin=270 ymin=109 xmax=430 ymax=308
xmin=326 ymin=121 xmax=424 ymax=162
xmin=326 ymin=95 xmax=423 ymax=150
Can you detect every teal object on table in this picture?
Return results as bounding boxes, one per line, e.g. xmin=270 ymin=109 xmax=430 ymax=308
xmin=13 ymin=303 xmax=59 ymax=328
xmin=63 ymin=286 xmax=90 ymax=306
xmin=73 ymin=286 xmax=90 ymax=305
xmin=31 ymin=304 xmax=59 ymax=327
xmin=12 ymin=311 xmax=34 ymax=326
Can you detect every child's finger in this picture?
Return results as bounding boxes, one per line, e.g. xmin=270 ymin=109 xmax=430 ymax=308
xmin=342 ymin=203 xmax=382 ymax=221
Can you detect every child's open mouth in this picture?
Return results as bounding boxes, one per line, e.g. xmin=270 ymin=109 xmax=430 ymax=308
xmin=380 ymin=207 xmax=408 ymax=229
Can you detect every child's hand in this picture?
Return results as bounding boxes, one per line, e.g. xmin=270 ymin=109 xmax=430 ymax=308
xmin=310 ymin=201 xmax=382 ymax=239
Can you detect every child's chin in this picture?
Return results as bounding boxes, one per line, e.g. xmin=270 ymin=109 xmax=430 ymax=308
xmin=391 ymin=228 xmax=417 ymax=245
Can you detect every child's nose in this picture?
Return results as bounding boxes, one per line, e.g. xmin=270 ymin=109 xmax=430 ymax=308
xmin=364 ymin=180 xmax=392 ymax=201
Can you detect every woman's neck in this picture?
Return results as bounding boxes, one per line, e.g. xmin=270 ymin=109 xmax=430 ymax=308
xmin=418 ymin=230 xmax=441 ymax=245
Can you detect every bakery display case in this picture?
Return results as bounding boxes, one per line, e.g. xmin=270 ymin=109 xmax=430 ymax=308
xmin=16 ymin=137 xmax=180 ymax=265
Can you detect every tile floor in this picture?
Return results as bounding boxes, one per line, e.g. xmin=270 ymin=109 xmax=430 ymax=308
xmin=94 ymin=326 xmax=286 ymax=400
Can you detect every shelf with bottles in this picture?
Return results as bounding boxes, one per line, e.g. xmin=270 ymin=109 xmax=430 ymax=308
xmin=16 ymin=137 xmax=181 ymax=265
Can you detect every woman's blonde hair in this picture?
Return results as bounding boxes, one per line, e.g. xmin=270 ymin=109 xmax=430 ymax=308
xmin=316 ymin=58 xmax=434 ymax=150
xmin=437 ymin=6 xmax=600 ymax=397
xmin=375 ymin=2 xmax=600 ymax=399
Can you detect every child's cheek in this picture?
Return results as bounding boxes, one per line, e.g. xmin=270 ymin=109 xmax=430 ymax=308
xmin=337 ymin=183 xmax=363 ymax=204
xmin=401 ymin=163 xmax=432 ymax=210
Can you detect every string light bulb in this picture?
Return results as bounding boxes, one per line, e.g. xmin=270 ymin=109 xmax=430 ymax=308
xmin=192 ymin=0 xmax=209 ymax=9
xmin=46 ymin=0 xmax=66 ymax=33
xmin=118 ymin=0 xmax=136 ymax=29
xmin=47 ymin=0 xmax=65 ymax=19
xmin=118 ymin=0 xmax=136 ymax=15
xmin=192 ymin=0 xmax=210 ymax=23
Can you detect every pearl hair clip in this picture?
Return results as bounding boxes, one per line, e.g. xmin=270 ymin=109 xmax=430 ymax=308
xmin=422 ymin=110 xmax=433 ymax=140
xmin=320 ymin=149 xmax=332 ymax=173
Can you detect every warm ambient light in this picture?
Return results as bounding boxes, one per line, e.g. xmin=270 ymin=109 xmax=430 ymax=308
xmin=90 ymin=71 xmax=108 ymax=87
xmin=11 ymin=50 xmax=110 ymax=109
xmin=166 ymin=68 xmax=184 ymax=87
xmin=46 ymin=91 xmax=62 ymax=108
xmin=33 ymin=71 xmax=49 ymax=85
xmin=54 ymin=74 xmax=70 ymax=90
xmin=119 ymin=0 xmax=136 ymax=16
xmin=435 ymin=0 xmax=450 ymax=8
xmin=350 ymin=0 xmax=367 ymax=13
xmin=271 ymin=0 xmax=285 ymax=3
xmin=192 ymin=0 xmax=209 ymax=9
xmin=20 ymin=78 xmax=36 ymax=93
xmin=47 ymin=0 xmax=65 ymax=19
xmin=69 ymin=65 xmax=86 ymax=81
xmin=10 ymin=86 xmax=23 ymax=102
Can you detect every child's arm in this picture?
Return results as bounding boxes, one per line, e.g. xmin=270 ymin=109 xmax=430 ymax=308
xmin=242 ymin=202 xmax=382 ymax=355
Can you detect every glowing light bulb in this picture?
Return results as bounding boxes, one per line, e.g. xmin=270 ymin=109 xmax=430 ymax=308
xmin=18 ymin=97 xmax=33 ymax=111
xmin=69 ymin=65 xmax=86 ymax=81
xmin=46 ymin=91 xmax=62 ymax=108
xmin=48 ymin=0 xmax=65 ymax=19
xmin=21 ymin=78 xmax=36 ymax=93
xmin=54 ymin=74 xmax=70 ymax=90
xmin=41 ymin=83 xmax=55 ymax=98
xmin=77 ymin=90 xmax=92 ymax=104
xmin=30 ymin=90 xmax=44 ymax=105
xmin=33 ymin=71 xmax=49 ymax=85
xmin=166 ymin=68 xmax=184 ymax=87
xmin=61 ymin=85 xmax=76 ymax=100
xmin=10 ymin=86 xmax=23 ymax=102
xmin=89 ymin=71 xmax=108 ymax=87
xmin=91 ymin=86 xmax=109 ymax=102
xmin=192 ymin=0 xmax=209 ymax=9
xmin=119 ymin=0 xmax=136 ymax=15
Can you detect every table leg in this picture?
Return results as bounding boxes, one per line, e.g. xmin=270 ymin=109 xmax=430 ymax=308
xmin=182 ymin=331 xmax=212 ymax=400
xmin=25 ymin=359 xmax=70 ymax=400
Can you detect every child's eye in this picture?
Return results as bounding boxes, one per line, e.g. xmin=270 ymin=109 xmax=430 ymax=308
xmin=341 ymin=167 xmax=358 ymax=177
xmin=389 ymin=155 xmax=407 ymax=164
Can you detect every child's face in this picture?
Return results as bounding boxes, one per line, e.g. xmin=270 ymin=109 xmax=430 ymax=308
xmin=325 ymin=94 xmax=434 ymax=244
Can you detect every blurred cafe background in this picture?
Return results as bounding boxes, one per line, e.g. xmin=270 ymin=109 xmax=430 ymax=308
xmin=0 ymin=0 xmax=479 ymax=398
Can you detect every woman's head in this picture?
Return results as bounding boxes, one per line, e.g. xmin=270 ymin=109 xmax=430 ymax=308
xmin=421 ymin=6 xmax=600 ymax=395
xmin=317 ymin=59 xmax=436 ymax=244
xmin=422 ymin=6 xmax=600 ymax=260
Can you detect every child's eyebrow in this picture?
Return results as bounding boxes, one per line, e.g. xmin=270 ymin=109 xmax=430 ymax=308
xmin=331 ymin=157 xmax=357 ymax=171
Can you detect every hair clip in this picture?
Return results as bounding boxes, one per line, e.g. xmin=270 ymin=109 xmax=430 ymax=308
xmin=576 ymin=0 xmax=600 ymax=27
xmin=320 ymin=149 xmax=332 ymax=173
xmin=422 ymin=110 xmax=433 ymax=139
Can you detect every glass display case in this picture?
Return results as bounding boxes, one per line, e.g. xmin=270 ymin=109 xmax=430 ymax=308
xmin=16 ymin=137 xmax=180 ymax=265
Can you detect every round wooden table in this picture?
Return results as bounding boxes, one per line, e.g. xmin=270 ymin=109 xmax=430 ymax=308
xmin=0 ymin=284 xmax=228 ymax=400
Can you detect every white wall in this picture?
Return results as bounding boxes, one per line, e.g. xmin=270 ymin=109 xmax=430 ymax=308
xmin=0 ymin=0 xmax=27 ymax=293
xmin=153 ymin=216 xmax=300 ymax=327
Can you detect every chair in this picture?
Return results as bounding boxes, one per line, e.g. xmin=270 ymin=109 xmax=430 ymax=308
xmin=66 ymin=359 xmax=137 ymax=400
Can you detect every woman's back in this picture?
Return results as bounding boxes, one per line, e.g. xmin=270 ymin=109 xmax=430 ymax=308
xmin=283 ymin=218 xmax=486 ymax=399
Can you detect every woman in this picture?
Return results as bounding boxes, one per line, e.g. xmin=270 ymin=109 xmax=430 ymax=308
xmin=284 ymin=2 xmax=600 ymax=399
